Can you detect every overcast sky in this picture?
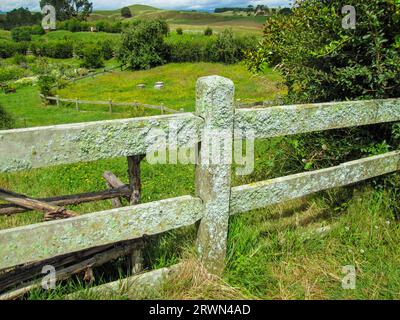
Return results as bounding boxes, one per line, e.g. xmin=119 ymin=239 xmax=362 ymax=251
xmin=0 ymin=1 xmax=292 ymax=12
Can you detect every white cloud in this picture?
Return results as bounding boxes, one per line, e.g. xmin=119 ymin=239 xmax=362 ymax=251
xmin=0 ymin=0 xmax=291 ymax=12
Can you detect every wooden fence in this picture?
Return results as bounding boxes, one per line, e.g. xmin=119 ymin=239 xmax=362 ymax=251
xmin=40 ymin=94 xmax=181 ymax=114
xmin=1 ymin=76 xmax=400 ymax=297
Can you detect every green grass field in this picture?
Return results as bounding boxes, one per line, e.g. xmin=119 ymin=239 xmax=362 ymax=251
xmin=57 ymin=63 xmax=284 ymax=113
xmin=0 ymin=62 xmax=399 ymax=300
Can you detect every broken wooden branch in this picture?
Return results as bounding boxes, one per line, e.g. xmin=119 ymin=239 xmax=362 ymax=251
xmin=0 ymin=189 xmax=78 ymax=220
xmin=0 ymin=186 xmax=131 ymax=216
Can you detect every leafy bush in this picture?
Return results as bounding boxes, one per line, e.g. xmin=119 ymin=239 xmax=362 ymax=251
xmin=215 ymin=29 xmax=257 ymax=64
xmin=166 ymin=31 xmax=257 ymax=64
xmin=117 ymin=19 xmax=170 ymax=70
xmin=37 ymin=74 xmax=56 ymax=97
xmin=31 ymin=41 xmax=74 ymax=59
xmin=0 ymin=65 xmax=25 ymax=82
xmin=176 ymin=28 xmax=183 ymax=35
xmin=11 ymin=26 xmax=32 ymax=42
xmin=204 ymin=27 xmax=213 ymax=36
xmin=121 ymin=7 xmax=132 ymax=18
xmin=95 ymin=21 xmax=122 ymax=33
xmin=0 ymin=104 xmax=14 ymax=130
xmin=100 ymin=40 xmax=114 ymax=60
xmin=77 ymin=44 xmax=105 ymax=69
xmin=0 ymin=40 xmax=16 ymax=58
xmin=14 ymin=42 xmax=29 ymax=55
xmin=12 ymin=54 xmax=28 ymax=66
xmin=215 ymin=29 xmax=238 ymax=64
xmin=167 ymin=35 xmax=218 ymax=63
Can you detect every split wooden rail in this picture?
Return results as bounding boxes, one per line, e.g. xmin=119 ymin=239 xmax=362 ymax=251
xmin=40 ymin=94 xmax=181 ymax=114
xmin=1 ymin=76 xmax=400 ymax=296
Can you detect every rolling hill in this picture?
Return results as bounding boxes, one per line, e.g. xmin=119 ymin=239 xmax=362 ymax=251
xmin=90 ymin=4 xmax=267 ymax=34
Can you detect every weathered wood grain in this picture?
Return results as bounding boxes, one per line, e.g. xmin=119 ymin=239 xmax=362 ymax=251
xmin=230 ymin=151 xmax=400 ymax=215
xmin=0 ymin=196 xmax=203 ymax=270
xmin=195 ymin=76 xmax=235 ymax=275
xmin=0 ymin=114 xmax=202 ymax=173
xmin=235 ymin=99 xmax=400 ymax=139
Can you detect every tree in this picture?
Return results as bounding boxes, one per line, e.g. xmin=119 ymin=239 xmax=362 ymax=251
xmin=121 ymin=7 xmax=132 ymax=18
xmin=247 ymin=0 xmax=400 ymax=103
xmin=1 ymin=7 xmax=41 ymax=30
xmin=246 ymin=0 xmax=400 ymax=174
xmin=117 ymin=19 xmax=169 ymax=70
xmin=40 ymin=0 xmax=93 ymax=21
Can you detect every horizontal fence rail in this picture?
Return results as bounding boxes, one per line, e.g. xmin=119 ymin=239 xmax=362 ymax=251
xmin=0 ymin=196 xmax=203 ymax=270
xmin=230 ymin=151 xmax=400 ymax=215
xmin=40 ymin=94 xmax=182 ymax=114
xmin=235 ymin=98 xmax=400 ymax=138
xmin=0 ymin=114 xmax=202 ymax=173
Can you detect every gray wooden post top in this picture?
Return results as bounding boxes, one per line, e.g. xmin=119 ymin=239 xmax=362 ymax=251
xmin=196 ymin=76 xmax=235 ymax=129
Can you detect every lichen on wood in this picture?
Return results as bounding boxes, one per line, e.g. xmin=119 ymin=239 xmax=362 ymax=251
xmin=230 ymin=151 xmax=400 ymax=215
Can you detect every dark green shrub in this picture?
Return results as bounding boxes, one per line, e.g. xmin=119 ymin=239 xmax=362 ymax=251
xmin=0 ymin=104 xmax=14 ymax=130
xmin=176 ymin=28 xmax=183 ymax=35
xmin=30 ymin=25 xmax=45 ymax=35
xmin=100 ymin=40 xmax=114 ymax=60
xmin=214 ymin=29 xmax=256 ymax=64
xmin=37 ymin=74 xmax=56 ymax=97
xmin=166 ymin=32 xmax=256 ymax=64
xmin=14 ymin=42 xmax=29 ymax=55
xmin=204 ymin=27 xmax=213 ymax=36
xmin=32 ymin=41 xmax=74 ymax=59
xmin=12 ymin=54 xmax=28 ymax=66
xmin=78 ymin=44 xmax=105 ymax=68
xmin=117 ymin=19 xmax=169 ymax=70
xmin=11 ymin=26 xmax=32 ymax=42
xmin=67 ymin=18 xmax=83 ymax=32
xmin=167 ymin=35 xmax=218 ymax=63
xmin=0 ymin=40 xmax=16 ymax=58
xmin=121 ymin=7 xmax=132 ymax=18
xmin=110 ymin=22 xmax=122 ymax=33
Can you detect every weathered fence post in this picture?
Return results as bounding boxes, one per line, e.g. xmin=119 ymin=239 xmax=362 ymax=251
xmin=127 ymin=155 xmax=146 ymax=274
xmin=56 ymin=95 xmax=60 ymax=107
xmin=109 ymin=99 xmax=113 ymax=113
xmin=75 ymin=98 xmax=80 ymax=111
xmin=195 ymin=76 xmax=235 ymax=275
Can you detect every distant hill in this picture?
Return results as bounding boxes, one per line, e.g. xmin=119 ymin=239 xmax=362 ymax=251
xmin=89 ymin=3 xmax=267 ymax=32
xmin=92 ymin=4 xmax=160 ymax=18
